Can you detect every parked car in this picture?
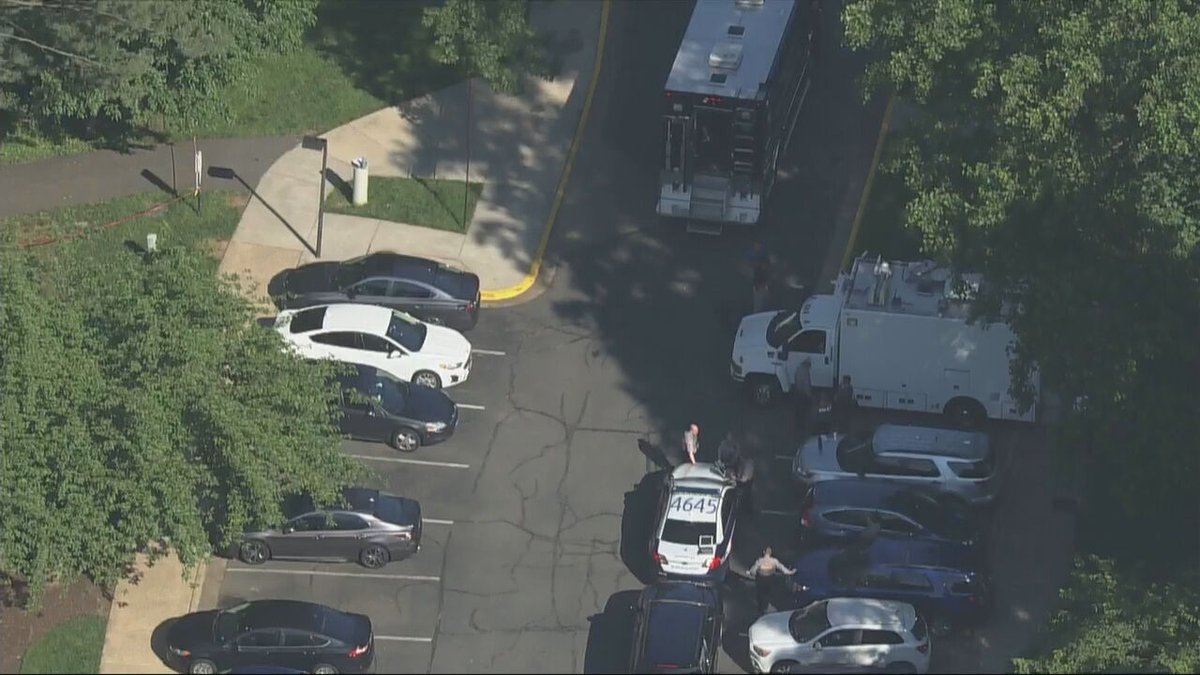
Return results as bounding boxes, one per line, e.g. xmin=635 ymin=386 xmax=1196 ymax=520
xmin=166 ymin=599 xmax=374 ymax=675
xmin=650 ymin=463 xmax=741 ymax=581
xmin=629 ymin=581 xmax=724 ymax=674
xmin=793 ymin=425 xmax=999 ymax=506
xmin=237 ymin=487 xmax=422 ymax=569
xmin=337 ymin=363 xmax=457 ymax=452
xmin=799 ymin=479 xmax=982 ymax=551
xmin=749 ymin=597 xmax=930 ymax=674
xmin=788 ymin=535 xmax=991 ymax=636
xmin=274 ymin=304 xmax=472 ymax=389
xmin=269 ymin=252 xmax=481 ymax=331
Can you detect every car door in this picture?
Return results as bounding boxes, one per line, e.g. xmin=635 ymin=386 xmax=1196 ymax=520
xmin=280 ymin=629 xmax=329 ymax=671
xmin=387 ymin=280 xmax=437 ymax=317
xmin=785 ymin=329 xmax=834 ymax=389
xmin=358 ymin=332 xmax=415 ymax=380
xmin=340 ymin=387 xmax=392 ymax=442
xmin=813 ymin=628 xmax=861 ymax=669
xmin=267 ymin=513 xmax=328 ymax=558
xmin=346 ymin=278 xmax=391 ymax=307
xmin=328 ymin=512 xmax=373 ymax=560
xmin=877 ymin=511 xmax=923 ymax=539
xmin=309 ymin=331 xmax=361 ymax=363
xmin=704 ymin=609 xmax=722 ymax=672
xmin=858 ymin=629 xmax=904 ymax=669
xmin=822 ymin=509 xmax=872 ymax=538
xmin=233 ymin=629 xmax=283 ymax=669
xmin=870 ymin=455 xmax=942 ymax=488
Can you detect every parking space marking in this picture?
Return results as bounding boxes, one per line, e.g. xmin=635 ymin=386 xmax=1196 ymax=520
xmin=423 ymin=518 xmax=455 ymax=526
xmin=457 ymin=403 xmax=486 ymax=410
xmin=774 ymin=454 xmax=793 ymax=461
xmin=759 ymin=509 xmax=798 ymax=517
xmin=471 ymin=349 xmax=506 ymax=356
xmin=349 ymin=454 xmax=470 ymax=469
xmin=375 ymin=636 xmax=434 ymax=643
xmin=225 ymin=568 xmax=440 ymax=582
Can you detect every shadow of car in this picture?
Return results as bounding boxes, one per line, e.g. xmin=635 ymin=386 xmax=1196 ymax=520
xmin=621 ymin=470 xmax=668 ymax=585
xmin=583 ymin=590 xmax=641 ymax=674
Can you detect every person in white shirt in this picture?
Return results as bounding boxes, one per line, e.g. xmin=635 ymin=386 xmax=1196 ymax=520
xmin=682 ymin=423 xmax=700 ymax=464
xmin=748 ymin=546 xmax=797 ymax=614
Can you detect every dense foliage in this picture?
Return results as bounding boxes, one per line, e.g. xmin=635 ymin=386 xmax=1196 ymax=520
xmin=0 ymin=241 xmax=365 ymax=603
xmin=422 ymin=0 xmax=543 ymax=94
xmin=0 ymin=0 xmax=319 ymax=137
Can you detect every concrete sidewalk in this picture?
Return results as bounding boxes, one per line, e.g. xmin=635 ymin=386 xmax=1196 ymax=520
xmin=218 ymin=0 xmax=608 ymax=304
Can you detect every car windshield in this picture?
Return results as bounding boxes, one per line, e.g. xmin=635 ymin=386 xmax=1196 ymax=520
xmin=661 ymin=519 xmax=717 ymax=545
xmin=370 ymin=372 xmax=409 ymax=415
xmin=387 ymin=311 xmax=428 ymax=352
xmin=835 ymin=433 xmax=874 ymax=472
xmin=789 ymin=602 xmax=831 ymax=642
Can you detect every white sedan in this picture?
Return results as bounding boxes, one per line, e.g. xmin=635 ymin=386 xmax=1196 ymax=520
xmin=275 ymin=303 xmax=472 ymax=389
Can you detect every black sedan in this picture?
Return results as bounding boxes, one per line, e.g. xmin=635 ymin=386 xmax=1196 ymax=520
xmin=629 ymin=581 xmax=724 ymax=674
xmin=337 ymin=364 xmax=457 ymax=452
xmin=269 ymin=252 xmax=481 ymax=331
xmin=166 ymin=599 xmax=374 ymax=675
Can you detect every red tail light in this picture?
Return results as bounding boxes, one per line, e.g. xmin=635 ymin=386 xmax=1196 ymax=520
xmin=916 ymin=642 xmax=929 ymax=654
xmin=349 ymin=643 xmax=370 ymax=658
xmin=652 ymin=551 xmax=666 ymax=565
xmin=708 ymin=555 xmax=722 ymax=571
xmin=465 ymin=300 xmax=476 ymax=312
xmin=800 ymin=507 xmax=813 ymax=528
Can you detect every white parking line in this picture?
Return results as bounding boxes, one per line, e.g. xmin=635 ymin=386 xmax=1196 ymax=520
xmin=375 ymin=636 xmax=434 ymax=643
xmin=423 ymin=518 xmax=455 ymax=526
xmin=225 ymin=568 xmax=440 ymax=582
xmin=759 ymin=509 xmax=798 ymax=517
xmin=457 ymin=403 xmax=486 ymax=410
xmin=348 ymin=454 xmax=469 ymax=469
xmin=471 ymin=349 xmax=506 ymax=356
xmin=774 ymin=454 xmax=794 ymax=461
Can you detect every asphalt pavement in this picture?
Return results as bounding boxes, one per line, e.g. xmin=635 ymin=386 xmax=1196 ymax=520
xmin=214 ymin=2 xmax=1070 ymax=674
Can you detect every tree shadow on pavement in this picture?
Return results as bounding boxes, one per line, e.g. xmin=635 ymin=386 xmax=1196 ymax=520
xmin=621 ymin=471 xmax=666 ymax=585
xmin=583 ymin=589 xmax=640 ymax=674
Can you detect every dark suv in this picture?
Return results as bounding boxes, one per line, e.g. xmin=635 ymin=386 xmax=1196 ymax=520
xmin=799 ymin=478 xmax=982 ymax=550
xmin=237 ymin=487 xmax=422 ymax=569
xmin=789 ymin=534 xmax=991 ymax=636
xmin=629 ymin=581 xmax=724 ymax=674
xmin=269 ymin=252 xmax=481 ymax=331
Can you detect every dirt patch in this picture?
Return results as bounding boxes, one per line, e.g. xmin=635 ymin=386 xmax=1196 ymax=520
xmin=225 ymin=192 xmax=249 ymax=210
xmin=199 ymin=238 xmax=230 ymax=261
xmin=0 ymin=576 xmax=112 ymax=674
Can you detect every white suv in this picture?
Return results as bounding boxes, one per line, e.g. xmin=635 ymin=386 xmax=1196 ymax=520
xmin=749 ymin=597 xmax=931 ymax=674
xmin=275 ymin=304 xmax=472 ymax=389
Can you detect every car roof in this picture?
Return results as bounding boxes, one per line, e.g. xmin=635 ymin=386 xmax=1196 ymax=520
xmin=353 ymin=252 xmax=438 ymax=281
xmin=670 ymin=462 xmax=730 ymax=489
xmin=872 ymin=424 xmax=989 ymax=461
xmin=812 ymin=479 xmax=919 ymax=508
xmin=242 ymin=600 xmax=336 ymax=633
xmin=825 ymin=597 xmax=916 ymax=631
xmin=320 ymin=304 xmax=393 ymax=335
xmin=640 ymin=599 xmax=708 ymax=669
xmin=643 ymin=580 xmax=720 ymax=607
xmin=798 ymin=537 xmax=978 ymax=576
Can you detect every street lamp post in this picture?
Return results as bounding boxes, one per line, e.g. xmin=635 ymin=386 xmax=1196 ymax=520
xmin=462 ymin=78 xmax=472 ymax=229
xmin=304 ymin=135 xmax=329 ymax=258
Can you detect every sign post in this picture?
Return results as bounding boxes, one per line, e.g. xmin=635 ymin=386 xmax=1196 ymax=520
xmin=193 ymin=140 xmax=202 ymax=214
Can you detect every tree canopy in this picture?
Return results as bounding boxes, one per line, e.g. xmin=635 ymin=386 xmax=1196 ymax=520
xmin=0 ymin=0 xmax=318 ymax=137
xmin=422 ymin=0 xmax=543 ymax=94
xmin=0 ymin=240 xmax=365 ymax=603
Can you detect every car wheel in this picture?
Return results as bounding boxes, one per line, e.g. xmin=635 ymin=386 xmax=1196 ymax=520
xmin=944 ymin=397 xmax=986 ymax=429
xmin=391 ymin=427 xmax=421 ymax=453
xmin=412 ymin=370 xmax=442 ymax=389
xmin=238 ymin=540 xmax=270 ymax=565
xmin=313 ymin=665 xmax=339 ymax=675
xmin=188 ymin=659 xmax=218 ymax=675
xmin=747 ymin=376 xmax=779 ymax=407
xmin=885 ymin=662 xmax=918 ymax=674
xmin=359 ymin=543 xmax=390 ymax=569
xmin=770 ymin=660 xmax=799 ymax=674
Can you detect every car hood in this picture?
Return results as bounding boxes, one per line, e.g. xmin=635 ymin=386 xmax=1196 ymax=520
xmin=733 ymin=311 xmax=781 ymax=351
xmin=167 ymin=609 xmax=219 ymax=649
xmin=280 ymin=262 xmax=341 ymax=295
xmin=749 ymin=610 xmax=795 ymax=647
xmin=404 ymin=385 xmax=456 ymax=422
xmin=794 ymin=434 xmax=845 ymax=477
xmin=419 ymin=325 xmax=472 ymax=361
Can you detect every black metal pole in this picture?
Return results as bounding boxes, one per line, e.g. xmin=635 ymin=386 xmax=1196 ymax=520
xmin=317 ymin=140 xmax=328 ymax=257
xmin=462 ymin=78 xmax=472 ymax=229
xmin=170 ymin=143 xmax=178 ymax=196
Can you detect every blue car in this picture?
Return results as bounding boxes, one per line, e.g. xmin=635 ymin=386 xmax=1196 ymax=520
xmin=788 ymin=535 xmax=991 ymax=636
xmin=799 ymin=479 xmax=984 ymax=551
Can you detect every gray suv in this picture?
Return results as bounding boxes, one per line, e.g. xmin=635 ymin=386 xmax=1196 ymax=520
xmin=793 ymin=425 xmax=999 ymax=506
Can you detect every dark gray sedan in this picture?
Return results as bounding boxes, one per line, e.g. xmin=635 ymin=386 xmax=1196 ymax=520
xmin=268 ymin=252 xmax=480 ymax=331
xmin=237 ymin=488 xmax=422 ymax=569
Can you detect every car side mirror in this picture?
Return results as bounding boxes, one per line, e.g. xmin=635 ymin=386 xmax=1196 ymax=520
xmin=388 ymin=349 xmax=402 ymax=359
xmin=282 ymin=526 xmax=295 ymax=534
xmin=812 ymin=642 xmax=822 ymax=650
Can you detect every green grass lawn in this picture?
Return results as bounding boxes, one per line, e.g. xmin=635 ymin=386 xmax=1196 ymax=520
xmin=6 ymin=190 xmax=244 ymax=265
xmin=848 ymin=159 xmax=925 ymax=266
xmin=0 ymin=0 xmax=459 ymax=166
xmin=19 ymin=614 xmax=107 ymax=674
xmin=324 ymin=176 xmax=482 ymax=233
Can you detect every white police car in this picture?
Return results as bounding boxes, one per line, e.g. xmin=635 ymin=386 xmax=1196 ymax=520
xmin=650 ymin=463 xmax=741 ymax=580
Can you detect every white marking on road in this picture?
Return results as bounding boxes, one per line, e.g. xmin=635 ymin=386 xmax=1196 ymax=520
xmin=226 ymin=568 xmax=440 ymax=582
xmin=423 ymin=518 xmax=455 ymax=526
xmin=374 ymin=635 xmax=434 ymax=643
xmin=349 ymin=454 xmax=469 ymax=469
xmin=774 ymin=454 xmax=794 ymax=461
xmin=760 ymin=509 xmax=798 ymax=517
xmin=471 ymin=349 xmax=506 ymax=356
xmin=457 ymin=403 xmax=486 ymax=410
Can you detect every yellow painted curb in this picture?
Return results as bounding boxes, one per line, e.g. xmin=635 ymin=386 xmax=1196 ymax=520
xmin=839 ymin=95 xmax=897 ymax=272
xmin=480 ymin=0 xmax=612 ymax=303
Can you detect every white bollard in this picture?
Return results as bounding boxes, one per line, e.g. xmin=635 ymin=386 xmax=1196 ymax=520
xmin=146 ymin=233 xmax=158 ymax=252
xmin=352 ymin=157 xmax=369 ymax=206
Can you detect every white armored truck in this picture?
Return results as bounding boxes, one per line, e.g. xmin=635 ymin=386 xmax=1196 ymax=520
xmin=729 ymin=254 xmax=1038 ymax=427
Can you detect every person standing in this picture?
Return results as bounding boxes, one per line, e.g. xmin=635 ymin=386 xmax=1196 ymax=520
xmin=748 ymin=546 xmax=796 ymax=615
xmin=717 ymin=432 xmax=741 ymax=471
xmin=683 ymin=423 xmax=700 ymax=464
xmin=751 ymin=272 xmax=770 ymax=314
xmin=807 ymin=391 xmax=835 ymax=436
xmin=792 ymin=358 xmax=814 ymax=432
xmin=833 ymin=375 xmax=856 ymax=434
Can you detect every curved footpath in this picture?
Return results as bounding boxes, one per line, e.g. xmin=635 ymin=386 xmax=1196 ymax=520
xmin=92 ymin=2 xmax=609 ymax=673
